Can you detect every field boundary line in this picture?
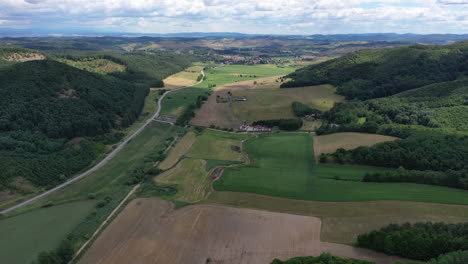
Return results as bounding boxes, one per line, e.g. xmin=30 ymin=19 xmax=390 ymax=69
xmin=0 ymin=70 xmax=204 ymax=215
xmin=70 ymin=184 xmax=140 ymax=263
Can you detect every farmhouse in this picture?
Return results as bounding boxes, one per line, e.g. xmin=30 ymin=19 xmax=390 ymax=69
xmin=239 ymin=124 xmax=272 ymax=133
xmin=303 ymin=113 xmax=317 ymax=121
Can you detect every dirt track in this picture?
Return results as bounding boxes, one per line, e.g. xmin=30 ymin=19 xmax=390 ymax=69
xmin=79 ymin=198 xmax=407 ymax=264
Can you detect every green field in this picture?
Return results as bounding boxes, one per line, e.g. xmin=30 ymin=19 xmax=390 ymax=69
xmin=161 ymin=64 xmax=296 ymax=117
xmin=201 ymin=64 xmax=295 ymax=88
xmin=186 ymin=129 xmax=250 ymax=161
xmin=160 ymin=87 xmax=211 ymax=116
xmin=215 ymin=133 xmax=315 ymax=199
xmin=214 ymin=133 xmax=468 ymax=204
xmin=0 ymin=200 xmax=96 ymax=264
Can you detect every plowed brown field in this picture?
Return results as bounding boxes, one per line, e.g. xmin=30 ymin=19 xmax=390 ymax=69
xmin=80 ymin=198 xmax=407 ymax=264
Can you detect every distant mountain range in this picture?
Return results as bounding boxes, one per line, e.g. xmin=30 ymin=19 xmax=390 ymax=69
xmin=0 ymin=28 xmax=467 ymax=44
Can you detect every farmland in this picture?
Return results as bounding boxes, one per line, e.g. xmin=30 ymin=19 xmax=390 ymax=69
xmin=191 ymin=75 xmax=344 ymax=128
xmin=186 ymin=129 xmax=249 ymax=161
xmin=161 ymin=64 xmax=296 ymax=118
xmin=205 ymin=191 xmax=468 ymax=245
xmin=161 ymin=65 xmax=203 ymax=90
xmin=313 ymin=132 xmax=399 ymax=159
xmin=79 ymin=198 xmax=407 ymax=264
xmin=231 ymin=84 xmax=344 ymax=123
xmin=214 ymin=133 xmax=468 ymax=204
xmin=0 ymin=200 xmax=96 ymax=264
xmin=153 ymin=129 xmax=251 ymax=202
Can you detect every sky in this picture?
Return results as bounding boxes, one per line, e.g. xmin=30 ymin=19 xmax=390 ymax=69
xmin=0 ymin=0 xmax=467 ymax=35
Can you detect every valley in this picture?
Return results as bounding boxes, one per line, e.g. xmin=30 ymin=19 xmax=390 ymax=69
xmin=0 ymin=35 xmax=467 ymax=264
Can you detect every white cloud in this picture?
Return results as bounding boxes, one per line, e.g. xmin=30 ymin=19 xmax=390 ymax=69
xmin=0 ymin=0 xmax=465 ymax=34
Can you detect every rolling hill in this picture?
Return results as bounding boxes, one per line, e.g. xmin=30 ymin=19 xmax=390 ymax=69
xmin=282 ymin=41 xmax=468 ymax=99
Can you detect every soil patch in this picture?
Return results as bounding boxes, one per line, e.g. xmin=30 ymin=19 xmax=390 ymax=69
xmin=80 ymin=198 xmax=407 ymax=264
xmin=211 ymin=167 xmax=225 ymax=180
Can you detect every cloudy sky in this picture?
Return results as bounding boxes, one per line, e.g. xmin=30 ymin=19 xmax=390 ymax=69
xmin=1 ymin=0 xmax=468 ymax=34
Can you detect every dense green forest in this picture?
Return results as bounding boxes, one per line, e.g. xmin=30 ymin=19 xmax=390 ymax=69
xmin=47 ymin=51 xmax=192 ymax=87
xmin=282 ymin=41 xmax=468 ymax=99
xmin=0 ymin=49 xmax=192 ymax=192
xmin=271 ymin=253 xmax=375 ymax=264
xmin=357 ymin=222 xmax=468 ymax=261
xmin=0 ymin=60 xmax=147 ymax=138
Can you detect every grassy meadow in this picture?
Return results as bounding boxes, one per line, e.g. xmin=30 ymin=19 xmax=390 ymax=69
xmin=158 ymin=131 xmax=197 ymax=170
xmin=156 ymin=158 xmax=211 ymax=202
xmin=186 ymin=129 xmax=250 ymax=161
xmin=0 ymin=200 xmax=96 ymax=264
xmin=231 ymin=84 xmax=344 ymax=123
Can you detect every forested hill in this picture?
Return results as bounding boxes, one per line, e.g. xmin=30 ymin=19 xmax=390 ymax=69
xmin=0 ymin=60 xmax=147 ymax=138
xmin=0 ymin=46 xmax=46 ymax=67
xmin=281 ymin=41 xmax=468 ymax=99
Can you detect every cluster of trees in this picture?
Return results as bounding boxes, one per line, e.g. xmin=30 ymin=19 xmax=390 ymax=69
xmin=32 ymin=239 xmax=74 ymax=264
xmin=357 ymin=222 xmax=468 ymax=261
xmin=329 ymin=131 xmax=467 ymax=172
xmin=271 ymin=253 xmax=375 ymax=264
xmin=427 ymin=251 xmax=468 ymax=264
xmin=176 ymin=95 xmax=208 ymax=126
xmin=292 ymin=101 xmax=322 ymax=117
xmin=253 ymin=119 xmax=303 ymax=131
xmin=364 ymin=169 xmax=468 ymax=190
xmin=282 ymin=42 xmax=468 ymax=99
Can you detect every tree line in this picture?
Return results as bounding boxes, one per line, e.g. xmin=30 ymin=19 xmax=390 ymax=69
xmin=253 ymin=119 xmax=303 ymax=131
xmin=363 ymin=169 xmax=468 ymax=190
xmin=357 ymin=222 xmax=468 ymax=261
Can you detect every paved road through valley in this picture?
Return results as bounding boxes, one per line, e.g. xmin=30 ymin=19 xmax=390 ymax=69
xmin=0 ymin=70 xmax=205 ymax=215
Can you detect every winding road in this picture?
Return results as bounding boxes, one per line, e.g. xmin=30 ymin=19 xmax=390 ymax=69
xmin=0 ymin=70 xmax=205 ymax=215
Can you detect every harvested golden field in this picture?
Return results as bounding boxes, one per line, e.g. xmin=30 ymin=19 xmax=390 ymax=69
xmin=156 ymin=158 xmax=210 ymax=202
xmin=313 ymin=132 xmax=398 ymax=159
xmin=159 ymin=132 xmax=197 ymax=170
xmin=79 ymin=198 xmax=407 ymax=264
xmin=205 ymin=191 xmax=468 ymax=245
xmin=161 ymin=66 xmax=203 ymax=90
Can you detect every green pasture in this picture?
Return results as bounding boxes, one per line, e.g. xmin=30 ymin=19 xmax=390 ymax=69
xmin=0 ymin=200 xmax=96 ymax=264
xmin=214 ymin=133 xmax=468 ymax=204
